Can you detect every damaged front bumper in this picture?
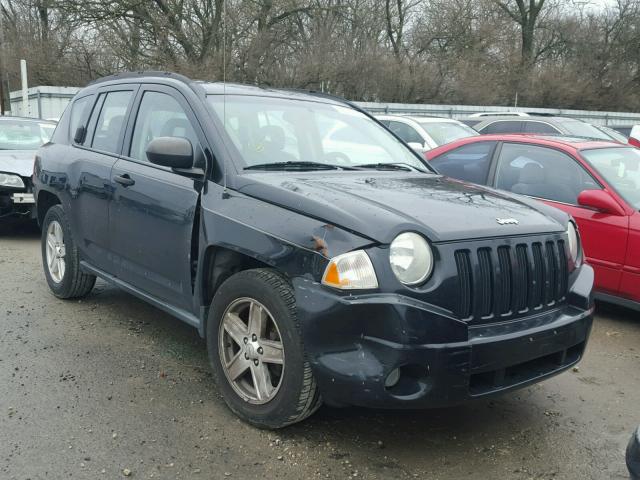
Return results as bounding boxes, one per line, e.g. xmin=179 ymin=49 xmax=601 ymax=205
xmin=294 ymin=264 xmax=594 ymax=408
xmin=1 ymin=183 xmax=35 ymax=219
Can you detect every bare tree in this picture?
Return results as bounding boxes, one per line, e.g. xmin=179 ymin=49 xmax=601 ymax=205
xmin=493 ymin=0 xmax=547 ymax=64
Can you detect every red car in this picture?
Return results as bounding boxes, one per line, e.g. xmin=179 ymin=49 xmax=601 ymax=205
xmin=426 ymin=134 xmax=640 ymax=310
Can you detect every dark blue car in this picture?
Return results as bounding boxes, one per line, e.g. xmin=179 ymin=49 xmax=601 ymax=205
xmin=34 ymin=72 xmax=594 ymax=428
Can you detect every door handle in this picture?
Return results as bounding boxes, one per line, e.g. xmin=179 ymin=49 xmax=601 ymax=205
xmin=114 ymin=174 xmax=135 ymax=187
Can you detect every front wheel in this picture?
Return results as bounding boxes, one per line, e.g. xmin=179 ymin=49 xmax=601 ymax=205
xmin=41 ymin=205 xmax=96 ymax=299
xmin=207 ymin=269 xmax=321 ymax=429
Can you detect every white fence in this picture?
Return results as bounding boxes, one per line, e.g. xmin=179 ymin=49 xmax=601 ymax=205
xmin=9 ymin=86 xmax=80 ymax=120
xmin=354 ymin=101 xmax=640 ymax=127
xmin=5 ymin=86 xmax=640 ymax=127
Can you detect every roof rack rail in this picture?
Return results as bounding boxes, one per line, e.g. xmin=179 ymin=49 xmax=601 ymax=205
xmin=88 ymin=71 xmax=193 ymax=86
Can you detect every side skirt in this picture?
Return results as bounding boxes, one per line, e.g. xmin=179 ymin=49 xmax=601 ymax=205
xmin=594 ymin=291 xmax=640 ymax=312
xmin=80 ymin=261 xmax=201 ymax=329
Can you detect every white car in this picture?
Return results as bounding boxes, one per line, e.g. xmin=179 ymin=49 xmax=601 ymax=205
xmin=376 ymin=115 xmax=478 ymax=152
xmin=0 ymin=116 xmax=56 ymax=220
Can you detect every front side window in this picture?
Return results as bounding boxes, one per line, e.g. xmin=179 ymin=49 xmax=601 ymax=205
xmin=418 ymin=121 xmax=478 ymax=146
xmin=129 ymin=91 xmax=198 ymax=161
xmin=431 ymin=141 xmax=496 ymax=184
xmin=0 ymin=119 xmax=54 ymax=150
xmin=495 ymin=143 xmax=600 ymax=204
xmin=581 ymin=147 xmax=640 ymax=209
xmin=480 ymin=121 xmax=523 ymax=134
xmin=207 ymin=95 xmax=429 ymax=171
xmin=91 ymin=90 xmax=133 ymax=154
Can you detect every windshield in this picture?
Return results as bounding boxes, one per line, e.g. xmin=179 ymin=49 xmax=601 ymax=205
xmin=581 ymin=147 xmax=640 ymax=209
xmin=207 ymin=95 xmax=429 ymax=171
xmin=561 ymin=120 xmax=611 ymax=141
xmin=0 ymin=119 xmax=54 ymax=150
xmin=418 ymin=121 xmax=478 ymax=146
xmin=595 ymin=125 xmax=628 ymax=143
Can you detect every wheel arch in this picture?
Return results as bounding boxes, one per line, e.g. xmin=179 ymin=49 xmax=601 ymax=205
xmin=199 ymin=246 xmax=273 ymax=338
xmin=36 ymin=190 xmax=61 ymax=227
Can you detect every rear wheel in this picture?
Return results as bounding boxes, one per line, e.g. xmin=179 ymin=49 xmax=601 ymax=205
xmin=41 ymin=205 xmax=96 ymax=299
xmin=207 ymin=269 xmax=321 ymax=428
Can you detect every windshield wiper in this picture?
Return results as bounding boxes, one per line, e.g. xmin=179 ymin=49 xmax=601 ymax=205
xmin=356 ymin=162 xmax=427 ymax=172
xmin=244 ymin=161 xmax=358 ymax=171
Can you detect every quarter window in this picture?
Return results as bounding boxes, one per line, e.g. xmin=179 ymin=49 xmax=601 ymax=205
xmin=91 ymin=91 xmax=133 ymax=154
xmin=431 ymin=142 xmax=496 ymax=184
xmin=495 ymin=143 xmax=600 ymax=204
xmin=129 ymin=91 xmax=198 ymax=162
xmin=69 ymin=96 xmax=93 ymax=143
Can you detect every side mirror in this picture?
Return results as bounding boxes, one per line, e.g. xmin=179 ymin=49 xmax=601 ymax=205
xmin=407 ymin=142 xmax=426 ymax=153
xmin=577 ymin=189 xmax=625 ymax=216
xmin=146 ymin=137 xmax=194 ymax=169
xmin=629 ymin=125 xmax=640 ymax=148
xmin=74 ymin=126 xmax=86 ymax=144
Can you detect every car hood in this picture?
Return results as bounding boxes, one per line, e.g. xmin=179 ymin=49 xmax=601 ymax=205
xmin=0 ymin=150 xmax=35 ymax=177
xmin=233 ymin=171 xmax=568 ymax=244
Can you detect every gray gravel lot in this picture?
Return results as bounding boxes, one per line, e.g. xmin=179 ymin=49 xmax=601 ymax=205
xmin=1 ymin=220 xmax=638 ymax=480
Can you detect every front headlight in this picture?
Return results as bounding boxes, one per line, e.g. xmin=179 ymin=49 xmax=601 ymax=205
xmin=567 ymin=221 xmax=580 ymax=264
xmin=321 ymin=250 xmax=378 ymax=290
xmin=389 ymin=232 xmax=433 ymax=286
xmin=0 ymin=173 xmax=24 ymax=188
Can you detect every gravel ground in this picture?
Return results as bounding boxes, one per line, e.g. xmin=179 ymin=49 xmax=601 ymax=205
xmin=1 ymin=220 xmax=638 ymax=480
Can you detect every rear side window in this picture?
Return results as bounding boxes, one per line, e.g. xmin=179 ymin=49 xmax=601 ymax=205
xmin=91 ymin=91 xmax=133 ymax=154
xmin=495 ymin=143 xmax=600 ymax=204
xmin=69 ymin=96 xmax=93 ymax=142
xmin=524 ymin=121 xmax=560 ymax=134
xmin=431 ymin=141 xmax=496 ymax=184
xmin=480 ymin=121 xmax=523 ymax=134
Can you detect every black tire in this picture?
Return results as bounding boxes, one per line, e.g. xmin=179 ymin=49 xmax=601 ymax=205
xmin=41 ymin=204 xmax=96 ymax=299
xmin=207 ymin=268 xmax=321 ymax=429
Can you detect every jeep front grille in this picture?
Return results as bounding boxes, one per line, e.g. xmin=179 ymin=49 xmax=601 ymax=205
xmin=454 ymin=239 xmax=569 ymax=321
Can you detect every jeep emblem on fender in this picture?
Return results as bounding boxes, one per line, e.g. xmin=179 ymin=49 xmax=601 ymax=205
xmin=496 ymin=218 xmax=519 ymax=225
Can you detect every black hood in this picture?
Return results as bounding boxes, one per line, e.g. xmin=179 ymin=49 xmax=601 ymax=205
xmin=233 ymin=171 xmax=569 ymax=244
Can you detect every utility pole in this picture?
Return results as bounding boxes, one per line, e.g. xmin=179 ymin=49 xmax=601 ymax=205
xmin=20 ymin=59 xmax=28 ymax=116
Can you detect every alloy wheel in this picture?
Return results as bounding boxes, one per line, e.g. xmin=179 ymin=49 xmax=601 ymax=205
xmin=218 ymin=297 xmax=285 ymax=404
xmin=45 ymin=220 xmax=66 ymax=283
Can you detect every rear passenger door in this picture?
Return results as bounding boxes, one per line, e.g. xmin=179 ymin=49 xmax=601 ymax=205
xmin=109 ymin=85 xmax=205 ymax=311
xmin=68 ymin=87 xmax=137 ymax=273
xmin=493 ymin=142 xmax=629 ymax=296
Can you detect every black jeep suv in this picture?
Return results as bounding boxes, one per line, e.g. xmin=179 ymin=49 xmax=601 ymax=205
xmin=33 ymin=72 xmax=594 ymax=428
